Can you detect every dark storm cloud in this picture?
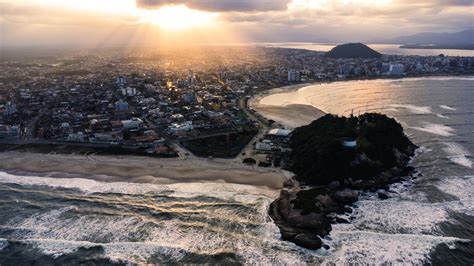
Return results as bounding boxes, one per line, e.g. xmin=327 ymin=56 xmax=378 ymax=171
xmin=136 ymin=0 xmax=290 ymax=12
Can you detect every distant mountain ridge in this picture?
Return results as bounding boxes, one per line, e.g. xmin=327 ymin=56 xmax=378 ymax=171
xmin=325 ymin=43 xmax=382 ymax=59
xmin=382 ymin=29 xmax=474 ymax=46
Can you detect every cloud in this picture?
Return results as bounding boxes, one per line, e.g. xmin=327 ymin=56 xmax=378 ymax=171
xmin=136 ymin=0 xmax=290 ymax=12
xmin=396 ymin=0 xmax=473 ymax=7
xmin=0 ymin=0 xmax=471 ymax=47
xmin=439 ymin=0 xmax=473 ymax=6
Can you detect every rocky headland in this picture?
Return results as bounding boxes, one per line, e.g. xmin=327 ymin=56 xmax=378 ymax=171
xmin=269 ymin=113 xmax=418 ymax=250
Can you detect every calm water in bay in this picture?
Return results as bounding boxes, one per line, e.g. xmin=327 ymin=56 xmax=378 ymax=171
xmin=263 ymin=43 xmax=474 ymax=57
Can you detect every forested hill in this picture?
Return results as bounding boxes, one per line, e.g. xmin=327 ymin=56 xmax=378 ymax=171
xmin=289 ymin=113 xmax=417 ymax=185
xmin=325 ymin=43 xmax=382 ymax=59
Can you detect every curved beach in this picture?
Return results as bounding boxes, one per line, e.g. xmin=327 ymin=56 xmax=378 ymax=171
xmin=250 ymin=76 xmax=474 ymax=129
xmin=250 ymin=83 xmax=326 ymax=128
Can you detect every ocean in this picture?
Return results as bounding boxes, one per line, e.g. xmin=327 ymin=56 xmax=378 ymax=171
xmin=260 ymin=43 xmax=474 ymax=57
xmin=0 ymin=77 xmax=473 ymax=264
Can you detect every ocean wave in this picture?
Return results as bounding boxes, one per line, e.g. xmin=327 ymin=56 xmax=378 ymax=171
xmin=436 ymin=114 xmax=450 ymax=119
xmin=0 ymin=238 xmax=8 ymax=251
xmin=390 ymin=104 xmax=433 ymax=115
xmin=0 ymin=172 xmax=312 ymax=264
xmin=0 ymin=171 xmax=277 ymax=200
xmin=410 ymin=122 xmax=455 ymax=137
xmin=4 ymin=221 xmax=311 ymax=265
xmin=348 ymin=200 xmax=449 ymax=235
xmin=440 ymin=105 xmax=457 ymax=111
xmin=17 ymin=237 xmax=314 ymax=265
xmin=435 ymin=176 xmax=474 ymax=215
xmin=443 ymin=143 xmax=472 ymax=168
xmin=325 ymin=230 xmax=464 ymax=265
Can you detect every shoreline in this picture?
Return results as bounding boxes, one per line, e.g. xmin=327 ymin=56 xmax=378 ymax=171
xmin=250 ymin=75 xmax=474 ymax=128
xmin=250 ymin=82 xmax=326 ymax=129
xmin=1 ymin=74 xmax=471 ymax=191
xmin=0 ymin=151 xmax=290 ymax=190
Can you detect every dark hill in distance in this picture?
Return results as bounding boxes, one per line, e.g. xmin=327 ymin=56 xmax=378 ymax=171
xmin=384 ymin=29 xmax=474 ymax=46
xmin=326 ymin=43 xmax=382 ymax=59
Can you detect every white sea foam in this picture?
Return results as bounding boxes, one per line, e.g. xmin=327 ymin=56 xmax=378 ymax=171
xmin=443 ymin=142 xmax=472 ymax=168
xmin=349 ymin=200 xmax=448 ymax=235
xmin=23 ymin=239 xmax=188 ymax=263
xmin=436 ymin=114 xmax=450 ymax=119
xmin=0 ymin=172 xmax=310 ymax=264
xmin=10 ymin=210 xmax=313 ymax=265
xmin=324 ymin=230 xmax=462 ymax=265
xmin=0 ymin=171 xmax=277 ymax=200
xmin=440 ymin=105 xmax=457 ymax=111
xmin=319 ymin=172 xmax=474 ymax=265
xmin=390 ymin=104 xmax=433 ymax=114
xmin=5 ymin=171 xmax=458 ymax=265
xmin=435 ymin=176 xmax=474 ymax=215
xmin=1 ymin=168 xmax=471 ymax=265
xmin=410 ymin=122 xmax=455 ymax=137
xmin=0 ymin=239 xmax=8 ymax=251
xmin=24 ymin=237 xmax=314 ymax=265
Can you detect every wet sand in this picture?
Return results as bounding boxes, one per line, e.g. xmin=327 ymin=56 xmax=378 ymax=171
xmin=0 ymin=152 xmax=290 ymax=190
xmin=255 ymin=104 xmax=325 ymax=128
xmin=250 ymin=83 xmax=326 ymax=128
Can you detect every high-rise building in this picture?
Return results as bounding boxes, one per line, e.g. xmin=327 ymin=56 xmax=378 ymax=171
xmin=115 ymin=99 xmax=129 ymax=112
xmin=121 ymin=87 xmax=137 ymax=97
xmin=5 ymin=102 xmax=17 ymax=115
xmin=381 ymin=63 xmax=390 ymax=73
xmin=287 ymin=70 xmax=301 ymax=82
xmin=116 ymin=76 xmax=126 ymax=86
xmin=389 ymin=64 xmax=405 ymax=76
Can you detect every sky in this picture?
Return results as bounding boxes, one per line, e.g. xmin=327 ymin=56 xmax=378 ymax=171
xmin=0 ymin=0 xmax=472 ymax=48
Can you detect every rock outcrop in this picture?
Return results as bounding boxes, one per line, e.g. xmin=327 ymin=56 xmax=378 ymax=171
xmin=269 ymin=113 xmax=417 ymax=250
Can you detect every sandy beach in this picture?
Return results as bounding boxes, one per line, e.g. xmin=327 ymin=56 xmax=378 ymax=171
xmin=254 ymin=104 xmax=325 ymax=129
xmin=0 ymin=151 xmax=290 ymax=190
xmin=250 ymin=83 xmax=326 ymax=128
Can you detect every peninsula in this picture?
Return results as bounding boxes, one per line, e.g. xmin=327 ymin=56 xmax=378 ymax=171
xmin=269 ymin=113 xmax=418 ymax=250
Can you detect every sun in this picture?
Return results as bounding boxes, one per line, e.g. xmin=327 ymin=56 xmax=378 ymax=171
xmin=32 ymin=1 xmax=218 ymax=31
xmin=136 ymin=5 xmax=218 ymax=31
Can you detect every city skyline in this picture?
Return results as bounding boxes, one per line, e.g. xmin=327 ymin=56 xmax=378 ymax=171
xmin=0 ymin=0 xmax=472 ymax=48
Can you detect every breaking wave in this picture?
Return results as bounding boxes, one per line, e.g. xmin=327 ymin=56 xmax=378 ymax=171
xmin=411 ymin=122 xmax=455 ymax=137
xmin=443 ymin=143 xmax=472 ymax=169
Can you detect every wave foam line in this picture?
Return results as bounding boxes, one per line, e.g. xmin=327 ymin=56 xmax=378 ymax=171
xmin=410 ymin=122 xmax=455 ymax=137
xmin=0 ymin=171 xmax=276 ymax=200
xmin=325 ymin=229 xmax=468 ymax=265
xmin=440 ymin=105 xmax=457 ymax=111
xmin=443 ymin=143 xmax=472 ymax=168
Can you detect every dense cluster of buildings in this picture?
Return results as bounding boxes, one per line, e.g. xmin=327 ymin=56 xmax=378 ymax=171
xmin=0 ymin=46 xmax=472 ymax=158
xmin=254 ymin=128 xmax=292 ymax=167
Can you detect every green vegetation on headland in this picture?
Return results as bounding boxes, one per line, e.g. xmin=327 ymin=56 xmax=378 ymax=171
xmin=289 ymin=113 xmax=417 ymax=185
xmin=270 ymin=113 xmax=417 ymax=250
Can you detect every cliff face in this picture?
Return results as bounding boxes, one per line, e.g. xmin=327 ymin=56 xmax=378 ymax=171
xmin=270 ymin=113 xmax=417 ymax=250
xmin=325 ymin=43 xmax=382 ymax=59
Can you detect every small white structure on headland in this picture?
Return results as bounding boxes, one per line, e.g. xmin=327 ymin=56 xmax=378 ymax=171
xmin=342 ymin=138 xmax=358 ymax=149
